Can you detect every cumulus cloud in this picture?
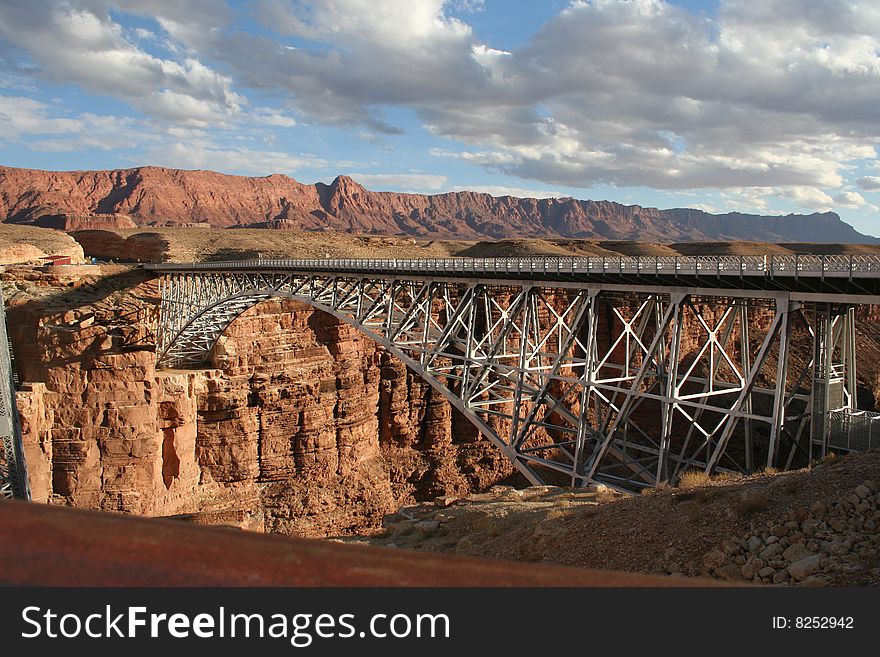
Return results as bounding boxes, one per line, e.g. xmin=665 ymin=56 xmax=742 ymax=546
xmin=250 ymin=107 xmax=297 ymax=127
xmin=781 ymin=186 xmax=834 ymax=210
xmin=237 ymin=0 xmax=490 ymax=132
xmin=833 ymin=190 xmax=867 ymax=208
xmin=0 ymin=94 xmax=150 ymax=152
xmin=0 ymin=0 xmax=242 ymax=126
xmin=448 ymin=0 xmax=485 ymax=12
xmin=207 ymin=0 xmax=879 ymax=201
xmin=457 ymin=185 xmax=564 ymax=199
xmin=0 ymin=93 xmax=318 ymax=176
xmin=110 ymin=0 xmax=233 ymax=50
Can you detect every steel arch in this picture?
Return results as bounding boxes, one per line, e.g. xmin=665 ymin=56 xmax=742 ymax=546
xmin=168 ymin=288 xmax=556 ymax=485
xmin=153 ymin=265 xmax=863 ymax=490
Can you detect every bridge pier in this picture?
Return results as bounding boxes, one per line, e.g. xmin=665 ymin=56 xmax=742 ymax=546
xmin=0 ymin=288 xmax=30 ymax=500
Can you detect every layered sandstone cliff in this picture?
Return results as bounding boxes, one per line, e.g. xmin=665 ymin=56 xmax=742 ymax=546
xmin=1 ymin=165 xmax=874 ymax=243
xmin=33 ymin=213 xmax=137 ymax=231
xmin=3 ymin=266 xmax=512 ymax=536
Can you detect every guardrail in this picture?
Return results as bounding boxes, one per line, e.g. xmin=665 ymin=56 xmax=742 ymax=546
xmin=147 ymin=254 xmax=880 ymax=279
xmin=828 ymin=409 xmax=880 ymax=452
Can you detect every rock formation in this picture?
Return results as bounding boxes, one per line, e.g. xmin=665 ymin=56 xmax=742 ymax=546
xmin=33 ymin=213 xmax=137 ymax=231
xmin=3 ymin=265 xmax=513 ymax=537
xmin=701 ymin=477 xmax=880 ymax=586
xmin=0 ymin=224 xmax=86 ymax=264
xmin=1 ymin=165 xmax=875 ymax=243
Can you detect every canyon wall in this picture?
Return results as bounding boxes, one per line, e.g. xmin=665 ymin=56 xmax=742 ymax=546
xmin=1 ymin=165 xmax=875 ymax=243
xmin=3 ymin=266 xmax=512 ymax=536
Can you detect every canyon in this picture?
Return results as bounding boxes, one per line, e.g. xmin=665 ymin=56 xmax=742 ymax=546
xmin=4 ymin=265 xmax=514 ymax=536
xmin=1 ymin=165 xmax=875 ymax=243
xmin=6 ymin=261 xmax=880 ymax=541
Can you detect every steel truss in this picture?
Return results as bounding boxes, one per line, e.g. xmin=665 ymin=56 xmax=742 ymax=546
xmin=154 ymin=270 xmax=860 ymax=490
xmin=0 ymin=288 xmax=30 ymax=500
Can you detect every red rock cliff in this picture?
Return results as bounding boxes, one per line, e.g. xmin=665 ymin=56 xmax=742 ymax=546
xmin=3 ymin=266 xmax=512 ymax=536
xmin=1 ymin=165 xmax=874 ymax=243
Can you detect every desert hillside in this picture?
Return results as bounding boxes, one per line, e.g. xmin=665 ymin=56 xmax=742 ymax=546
xmin=3 ymin=225 xmax=880 ymax=265
xmin=343 ymin=451 xmax=880 ymax=587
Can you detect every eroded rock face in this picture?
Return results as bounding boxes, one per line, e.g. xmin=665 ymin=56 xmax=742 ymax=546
xmin=33 ymin=213 xmax=137 ymax=231
xmin=1 ymin=165 xmax=874 ymax=243
xmin=202 ymin=299 xmax=514 ymax=535
xmin=3 ymin=268 xmax=513 ymax=537
xmin=69 ymin=231 xmax=170 ymax=263
xmin=0 ymin=238 xmax=85 ymax=265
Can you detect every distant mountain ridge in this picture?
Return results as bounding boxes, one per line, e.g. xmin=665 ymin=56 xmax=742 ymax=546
xmin=0 ymin=165 xmax=875 ymax=243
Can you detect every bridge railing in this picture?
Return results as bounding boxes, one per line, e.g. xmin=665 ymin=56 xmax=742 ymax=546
xmin=828 ymin=409 xmax=880 ymax=453
xmin=152 ymin=253 xmax=880 ymax=278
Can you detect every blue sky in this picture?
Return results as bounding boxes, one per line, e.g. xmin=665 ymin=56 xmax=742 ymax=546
xmin=0 ymin=0 xmax=878 ymax=236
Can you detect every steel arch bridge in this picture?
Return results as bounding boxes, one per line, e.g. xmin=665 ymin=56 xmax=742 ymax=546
xmin=146 ymin=255 xmax=880 ymax=492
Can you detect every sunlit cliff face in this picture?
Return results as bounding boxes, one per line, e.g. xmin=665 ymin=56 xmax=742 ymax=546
xmin=6 ymin=269 xmax=513 ymax=536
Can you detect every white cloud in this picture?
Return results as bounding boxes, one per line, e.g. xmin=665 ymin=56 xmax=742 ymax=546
xmin=833 ymin=190 xmax=867 ymax=208
xmin=856 ymin=176 xmax=880 ymax=191
xmin=0 ymin=95 xmax=150 ymax=152
xmin=236 ymin=0 xmax=488 ymax=132
xmin=0 ymin=95 xmax=80 ymax=139
xmin=448 ymin=0 xmax=485 ymax=12
xmin=780 ymin=186 xmax=834 ymax=210
xmin=0 ymin=1 xmax=243 ymax=126
xmin=146 ymin=142 xmax=325 ymax=175
xmin=349 ymin=172 xmax=448 ymax=191
xmin=2 ymin=0 xmax=880 ymax=212
xmin=0 ymin=92 xmax=324 ymax=178
xmin=251 ymin=107 xmax=297 ymax=127
xmin=209 ymin=0 xmax=880 ymax=198
xmin=358 ymin=131 xmax=386 ymax=145
xmin=471 ymin=44 xmax=511 ymax=71
xmin=456 ymin=185 xmax=563 ymax=199
xmin=113 ymin=0 xmax=233 ymax=50
xmin=429 ymin=147 xmax=520 ymax=166
xmin=133 ymin=27 xmax=156 ymax=41
xmin=719 ymin=188 xmax=773 ymax=212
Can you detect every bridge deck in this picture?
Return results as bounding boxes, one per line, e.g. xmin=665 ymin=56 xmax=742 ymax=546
xmin=145 ymin=254 xmax=880 ymax=300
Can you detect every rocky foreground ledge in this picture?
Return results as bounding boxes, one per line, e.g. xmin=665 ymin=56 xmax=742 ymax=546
xmin=340 ymin=450 xmax=880 ymax=587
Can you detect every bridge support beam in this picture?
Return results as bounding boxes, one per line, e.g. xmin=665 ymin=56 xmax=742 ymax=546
xmin=150 ymin=265 xmax=868 ymax=491
xmin=809 ymin=302 xmax=858 ymax=460
xmin=0 ymin=288 xmax=30 ymax=500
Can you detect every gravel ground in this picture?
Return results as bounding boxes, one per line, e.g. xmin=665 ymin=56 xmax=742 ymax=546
xmin=340 ymin=450 xmax=880 ymax=586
